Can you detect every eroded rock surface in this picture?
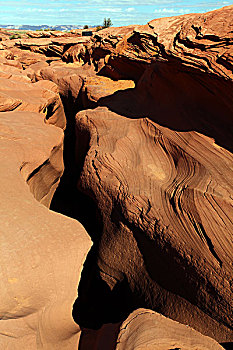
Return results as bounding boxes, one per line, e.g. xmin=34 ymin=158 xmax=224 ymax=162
xmin=74 ymin=106 xmax=233 ymax=342
xmin=116 ymin=309 xmax=225 ymax=350
xmin=0 ymin=66 xmax=66 ymax=129
xmin=0 ymin=5 xmax=232 ymax=349
xmin=83 ymin=6 xmax=233 ymax=80
xmin=0 ymin=110 xmax=92 ymax=349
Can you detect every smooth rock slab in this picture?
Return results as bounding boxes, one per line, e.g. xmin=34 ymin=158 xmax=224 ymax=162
xmin=0 ymin=111 xmax=92 ymax=349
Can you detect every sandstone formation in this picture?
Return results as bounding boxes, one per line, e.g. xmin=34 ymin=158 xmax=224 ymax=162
xmin=71 ymin=10 xmax=233 ymax=343
xmin=0 ymin=110 xmax=92 ymax=349
xmin=0 ymin=46 xmax=50 ymax=67
xmin=83 ymin=6 xmax=233 ymax=80
xmin=16 ymin=37 xmax=90 ymax=59
xmin=81 ymin=75 xmax=135 ymax=109
xmin=74 ymin=106 xmax=233 ymax=342
xmin=0 ymin=4 xmax=232 ymax=350
xmin=116 ymin=309 xmax=225 ymax=350
xmin=0 ymin=64 xmax=66 ymax=129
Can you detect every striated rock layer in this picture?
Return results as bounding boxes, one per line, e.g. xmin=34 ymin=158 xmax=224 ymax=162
xmin=83 ymin=6 xmax=233 ymax=80
xmin=74 ymin=106 xmax=233 ymax=342
xmin=77 ymin=6 xmax=233 ymax=153
xmin=116 ymin=309 xmax=225 ymax=350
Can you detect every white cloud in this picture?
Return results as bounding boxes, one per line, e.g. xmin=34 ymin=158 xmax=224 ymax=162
xmin=91 ymin=0 xmax=176 ymax=4
xmin=126 ymin=7 xmax=135 ymax=12
xmin=154 ymin=7 xmax=191 ymax=14
xmin=100 ymin=7 xmax=123 ymax=12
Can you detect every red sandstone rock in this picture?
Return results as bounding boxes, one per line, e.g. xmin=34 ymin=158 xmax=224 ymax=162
xmin=24 ymin=60 xmax=50 ymax=82
xmin=0 ymin=30 xmax=10 ymax=41
xmin=0 ymin=56 xmax=23 ymax=69
xmin=0 ymin=5 xmax=232 ymax=348
xmin=116 ymin=309 xmax=224 ymax=350
xmin=1 ymin=47 xmax=49 ymax=67
xmin=81 ymin=75 xmax=135 ymax=108
xmin=83 ymin=6 xmax=233 ymax=81
xmin=26 ymin=30 xmax=78 ymax=39
xmin=75 ymin=106 xmax=233 ymax=342
xmin=0 ymin=110 xmax=91 ymax=349
xmin=62 ymin=40 xmax=91 ymax=64
xmin=38 ymin=64 xmax=95 ymax=106
xmin=26 ymin=31 xmax=52 ymax=38
xmin=0 ymin=76 xmax=66 ymax=129
xmin=80 ymin=7 xmax=233 ymax=153
xmin=0 ymin=38 xmax=18 ymax=50
xmin=0 ymin=62 xmax=30 ymax=82
xmin=16 ymin=37 xmax=91 ymax=58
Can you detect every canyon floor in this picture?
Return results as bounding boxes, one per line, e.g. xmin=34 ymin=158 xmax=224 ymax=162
xmin=0 ymin=5 xmax=232 ymax=350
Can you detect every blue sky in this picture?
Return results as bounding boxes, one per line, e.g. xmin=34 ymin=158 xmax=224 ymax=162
xmin=0 ymin=0 xmax=231 ymax=26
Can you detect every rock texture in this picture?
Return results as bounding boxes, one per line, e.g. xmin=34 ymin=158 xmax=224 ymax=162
xmin=16 ymin=37 xmax=90 ymax=59
xmin=81 ymin=75 xmax=135 ymax=109
xmin=74 ymin=106 xmax=233 ymax=342
xmin=0 ymin=67 xmax=66 ymax=129
xmin=71 ymin=10 xmax=233 ymax=344
xmin=116 ymin=309 xmax=225 ymax=350
xmin=0 ymin=4 xmax=232 ymax=349
xmin=0 ymin=110 xmax=92 ymax=349
xmin=83 ymin=6 xmax=233 ymax=80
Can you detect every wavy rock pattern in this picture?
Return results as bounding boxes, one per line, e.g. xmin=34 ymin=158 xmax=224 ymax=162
xmin=116 ymin=309 xmax=224 ymax=350
xmin=75 ymin=106 xmax=233 ymax=341
xmin=83 ymin=6 xmax=233 ymax=80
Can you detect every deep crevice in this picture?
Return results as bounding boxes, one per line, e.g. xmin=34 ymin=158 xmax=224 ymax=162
xmin=49 ymin=79 xmax=138 ymax=332
xmin=50 ymin=83 xmax=102 ymax=239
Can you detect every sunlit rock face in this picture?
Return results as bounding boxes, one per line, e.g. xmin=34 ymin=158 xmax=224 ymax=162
xmin=0 ymin=110 xmax=91 ymax=349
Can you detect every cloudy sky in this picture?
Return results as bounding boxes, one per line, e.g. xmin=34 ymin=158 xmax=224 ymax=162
xmin=0 ymin=0 xmax=231 ymax=26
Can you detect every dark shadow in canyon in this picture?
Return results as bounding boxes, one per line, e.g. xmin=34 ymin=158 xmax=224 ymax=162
xmin=50 ymin=85 xmax=139 ymax=331
xmin=78 ymin=322 xmax=122 ymax=350
xmin=50 ymin=88 xmax=103 ymax=240
xmin=72 ymin=246 xmax=138 ymax=330
xmin=97 ymin=61 xmax=233 ymax=153
xmin=220 ymin=343 xmax=233 ymax=350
